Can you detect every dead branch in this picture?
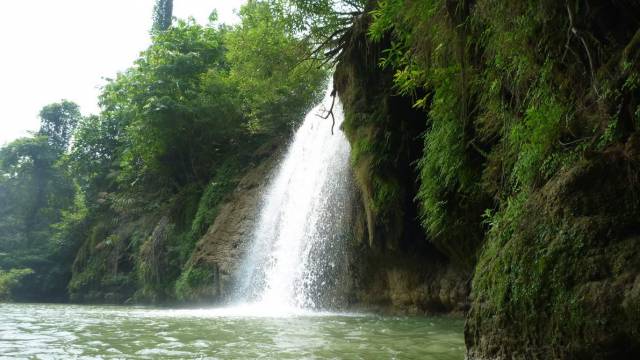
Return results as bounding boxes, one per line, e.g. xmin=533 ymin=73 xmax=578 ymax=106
xmin=309 ymin=27 xmax=350 ymax=59
xmin=316 ymin=88 xmax=337 ymax=134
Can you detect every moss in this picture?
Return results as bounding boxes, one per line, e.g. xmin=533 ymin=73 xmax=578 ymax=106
xmin=337 ymin=0 xmax=640 ymax=357
xmin=187 ymin=159 xmax=243 ymax=256
xmin=175 ymin=262 xmax=218 ymax=302
xmin=335 ymin=12 xmax=432 ymax=251
xmin=468 ymin=152 xmax=640 ymax=358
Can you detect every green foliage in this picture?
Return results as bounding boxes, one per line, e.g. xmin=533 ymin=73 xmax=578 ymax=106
xmin=417 ymin=66 xmax=476 ymax=239
xmin=226 ymin=1 xmax=327 ymax=134
xmin=102 ymin=9 xmax=325 ymax=194
xmin=63 ymin=1 xmax=327 ymax=304
xmin=175 ymin=263 xmax=216 ymax=302
xmin=136 ymin=216 xmax=174 ymax=303
xmin=361 ymin=0 xmax=487 ymax=260
xmin=152 ymin=0 xmax=173 ymax=31
xmin=277 ymin=0 xmax=366 ymax=57
xmin=508 ymin=85 xmax=565 ymax=189
xmin=368 ymin=0 xmax=403 ymax=42
xmin=1 ymin=0 xmax=327 ymax=305
xmin=189 ymin=159 xmax=242 ymax=248
xmin=38 ymin=100 xmax=81 ymax=152
xmin=358 ymin=0 xmax=635 ymax=260
xmin=331 ymin=0 xmax=640 ymax=279
xmin=471 ymin=156 xmax=640 ymax=355
xmin=109 ymin=19 xmax=232 ymax=189
xmin=68 ymin=115 xmax=125 ymax=197
xmin=0 ymin=269 xmax=33 ymax=301
xmin=52 ymin=185 xmax=88 ymax=245
xmin=0 ymin=101 xmax=81 ymax=301
xmin=352 ymin=0 xmax=640 ymax=355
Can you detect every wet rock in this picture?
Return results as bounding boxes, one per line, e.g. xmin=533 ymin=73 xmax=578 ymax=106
xmin=183 ymin=141 xmax=284 ymax=303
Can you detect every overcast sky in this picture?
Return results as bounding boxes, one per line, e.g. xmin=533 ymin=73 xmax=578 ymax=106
xmin=0 ymin=0 xmax=246 ymax=147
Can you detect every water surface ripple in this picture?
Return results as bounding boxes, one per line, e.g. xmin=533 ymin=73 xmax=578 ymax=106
xmin=0 ymin=303 xmax=464 ymax=359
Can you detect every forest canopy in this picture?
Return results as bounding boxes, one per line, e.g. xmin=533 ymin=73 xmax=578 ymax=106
xmin=0 ymin=0 xmax=327 ymax=302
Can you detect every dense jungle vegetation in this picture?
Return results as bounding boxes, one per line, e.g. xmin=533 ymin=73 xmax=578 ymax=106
xmin=0 ymin=0 xmax=329 ymax=302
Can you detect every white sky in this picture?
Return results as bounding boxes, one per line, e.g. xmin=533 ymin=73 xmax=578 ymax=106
xmin=0 ymin=0 xmax=246 ymax=147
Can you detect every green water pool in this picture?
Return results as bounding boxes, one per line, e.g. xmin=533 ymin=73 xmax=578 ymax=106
xmin=0 ymin=303 xmax=464 ymax=359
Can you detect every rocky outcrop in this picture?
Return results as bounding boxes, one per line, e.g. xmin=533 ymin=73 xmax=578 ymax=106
xmin=345 ymin=242 xmax=469 ymax=315
xmin=333 ymin=13 xmax=472 ymax=315
xmin=466 ymin=144 xmax=640 ymax=359
xmin=334 ymin=0 xmax=640 ymax=357
xmin=178 ymin=140 xmax=284 ymax=303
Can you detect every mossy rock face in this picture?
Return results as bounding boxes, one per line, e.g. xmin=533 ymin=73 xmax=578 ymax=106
xmin=345 ymin=241 xmax=470 ymax=315
xmin=336 ymin=0 xmax=640 ymax=356
xmin=175 ymin=262 xmax=220 ymax=303
xmin=176 ymin=139 xmax=285 ymax=304
xmin=334 ymin=16 xmax=408 ymax=251
xmin=467 ymin=147 xmax=640 ymax=359
xmin=333 ymin=12 xmax=474 ymax=314
xmin=334 ymin=8 xmax=489 ymax=267
xmin=335 ymin=14 xmax=453 ymax=254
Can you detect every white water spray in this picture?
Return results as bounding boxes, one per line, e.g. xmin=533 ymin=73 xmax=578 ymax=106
xmin=235 ymin=83 xmax=352 ymax=313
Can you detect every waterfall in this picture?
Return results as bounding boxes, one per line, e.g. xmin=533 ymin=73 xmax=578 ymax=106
xmin=235 ymin=83 xmax=352 ymax=313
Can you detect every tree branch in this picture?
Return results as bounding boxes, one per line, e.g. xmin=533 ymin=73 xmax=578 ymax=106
xmin=316 ymin=88 xmax=337 ymax=134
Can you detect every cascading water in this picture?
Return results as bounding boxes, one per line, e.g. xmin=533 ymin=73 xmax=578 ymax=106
xmin=234 ymin=82 xmax=352 ymax=313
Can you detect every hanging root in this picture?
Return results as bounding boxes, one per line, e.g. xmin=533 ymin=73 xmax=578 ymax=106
xmin=316 ymin=88 xmax=337 ymax=134
xmin=562 ymin=2 xmax=599 ymax=96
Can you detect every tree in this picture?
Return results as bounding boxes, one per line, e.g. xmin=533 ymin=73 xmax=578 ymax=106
xmin=68 ymin=114 xmax=125 ymax=200
xmin=0 ymin=135 xmax=59 ymax=246
xmin=0 ymin=101 xmax=80 ymax=301
xmin=1 ymin=0 xmax=330 ymax=303
xmin=107 ymin=19 xmax=234 ymax=189
xmin=38 ymin=100 xmax=81 ymax=152
xmin=277 ymin=0 xmax=366 ymax=64
xmin=226 ymin=1 xmax=328 ymax=134
xmin=152 ymin=0 xmax=174 ymax=31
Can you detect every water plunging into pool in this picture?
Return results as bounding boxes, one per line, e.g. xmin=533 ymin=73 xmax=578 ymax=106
xmin=234 ymin=83 xmax=352 ymax=314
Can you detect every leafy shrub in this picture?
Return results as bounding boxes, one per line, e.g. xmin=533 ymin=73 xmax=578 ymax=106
xmin=0 ymin=269 xmax=34 ymax=301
